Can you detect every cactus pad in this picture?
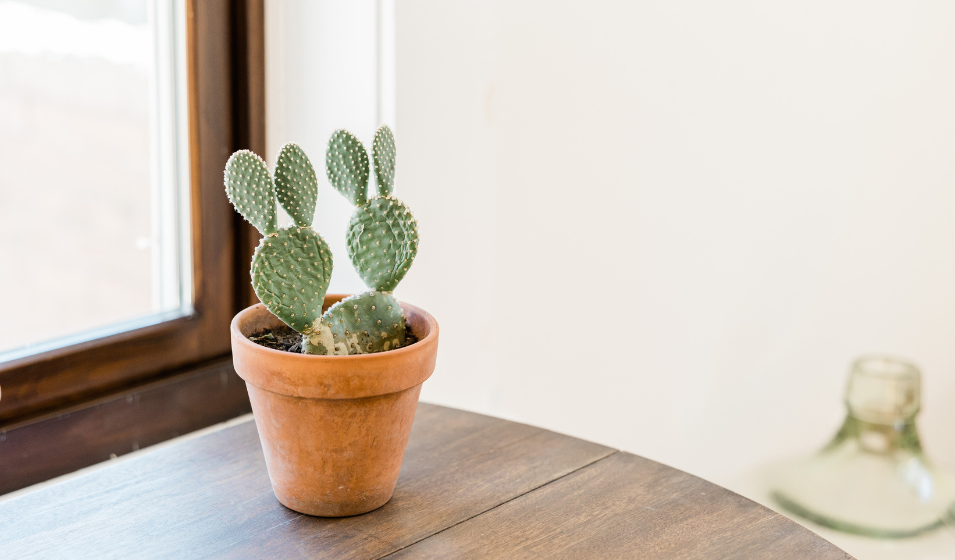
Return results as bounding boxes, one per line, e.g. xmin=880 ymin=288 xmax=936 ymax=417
xmin=372 ymin=125 xmax=396 ymax=197
xmin=346 ymin=197 xmax=419 ymax=292
xmin=224 ymin=150 xmax=277 ymax=234
xmin=325 ymin=129 xmax=370 ymax=206
xmin=251 ymin=226 xmax=333 ymax=333
xmin=304 ymin=291 xmax=406 ymax=355
xmin=274 ymin=143 xmax=318 ymax=228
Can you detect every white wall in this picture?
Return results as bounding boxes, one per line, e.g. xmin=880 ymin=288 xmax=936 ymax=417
xmin=268 ymin=0 xmax=955 ymax=495
xmin=265 ymin=0 xmax=386 ymax=292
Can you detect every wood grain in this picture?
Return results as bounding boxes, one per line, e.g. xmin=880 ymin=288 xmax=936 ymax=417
xmin=189 ymin=0 xmax=239 ymax=354
xmin=0 ymin=404 xmax=614 ymax=559
xmin=390 ymin=452 xmax=852 ymax=560
xmin=0 ymin=358 xmax=251 ymax=495
xmin=0 ymin=317 xmax=204 ymax=423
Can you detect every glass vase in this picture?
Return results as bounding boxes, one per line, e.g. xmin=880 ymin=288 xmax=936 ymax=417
xmin=772 ymin=356 xmax=955 ymax=538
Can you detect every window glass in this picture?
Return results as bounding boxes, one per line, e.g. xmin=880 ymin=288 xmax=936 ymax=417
xmin=0 ymin=0 xmax=190 ymax=358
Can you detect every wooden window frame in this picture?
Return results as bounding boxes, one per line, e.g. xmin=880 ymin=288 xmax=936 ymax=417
xmin=0 ymin=0 xmax=264 ymax=493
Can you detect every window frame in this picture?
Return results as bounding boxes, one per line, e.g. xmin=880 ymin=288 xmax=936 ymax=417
xmin=0 ymin=0 xmax=264 ymax=425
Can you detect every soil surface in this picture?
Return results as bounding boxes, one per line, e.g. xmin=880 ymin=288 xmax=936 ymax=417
xmin=248 ymin=323 xmax=418 ymax=354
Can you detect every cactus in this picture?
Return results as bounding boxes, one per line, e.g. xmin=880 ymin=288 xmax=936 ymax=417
xmin=304 ymin=290 xmax=406 ymax=355
xmin=225 ymin=129 xmax=419 ymax=357
xmin=225 ymin=144 xmax=333 ymax=342
xmin=347 ymin=196 xmax=419 ymax=292
xmin=325 ymin=130 xmax=370 ymax=206
xmin=225 ymin=151 xmax=278 ymax=235
xmin=273 ymin=143 xmax=318 ymax=228
xmin=329 ymin=125 xmax=419 ymax=291
xmin=306 ymin=125 xmax=419 ymax=356
xmin=372 ymin=125 xmax=396 ymax=196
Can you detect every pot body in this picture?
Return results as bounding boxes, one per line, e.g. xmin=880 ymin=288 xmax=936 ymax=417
xmin=231 ymin=295 xmax=439 ymax=517
xmin=246 ymin=382 xmax=421 ymax=517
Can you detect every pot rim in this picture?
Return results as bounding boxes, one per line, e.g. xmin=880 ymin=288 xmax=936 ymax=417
xmin=230 ymin=294 xmax=440 ymax=399
xmin=230 ymin=294 xmax=438 ymax=362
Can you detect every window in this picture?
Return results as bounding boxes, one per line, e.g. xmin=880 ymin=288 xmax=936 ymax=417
xmin=0 ymin=0 xmax=263 ymax=432
xmin=0 ymin=0 xmax=192 ymax=360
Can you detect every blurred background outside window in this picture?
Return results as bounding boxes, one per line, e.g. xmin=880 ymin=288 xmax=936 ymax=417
xmin=0 ymin=0 xmax=190 ymax=360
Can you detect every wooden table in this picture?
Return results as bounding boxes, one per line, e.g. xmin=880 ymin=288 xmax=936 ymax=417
xmin=0 ymin=404 xmax=850 ymax=559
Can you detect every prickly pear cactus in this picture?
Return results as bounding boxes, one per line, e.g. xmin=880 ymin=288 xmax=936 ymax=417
xmin=224 ymin=144 xmax=333 ymax=350
xmin=325 ymin=125 xmax=419 ymax=292
xmin=325 ymin=129 xmax=370 ymax=206
xmin=225 ymin=150 xmax=278 ymax=235
xmin=347 ymin=196 xmax=418 ymax=292
xmin=304 ymin=291 xmax=406 ymax=355
xmin=251 ymin=226 xmax=331 ymax=333
xmin=310 ymin=125 xmax=419 ymax=356
xmin=372 ymin=125 xmax=396 ymax=197
xmin=273 ymin=143 xmax=318 ymax=228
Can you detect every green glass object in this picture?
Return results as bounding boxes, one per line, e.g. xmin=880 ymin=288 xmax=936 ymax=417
xmin=773 ymin=356 xmax=955 ymax=538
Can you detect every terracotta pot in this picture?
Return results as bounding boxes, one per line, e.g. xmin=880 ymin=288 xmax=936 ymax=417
xmin=230 ymin=294 xmax=439 ymax=517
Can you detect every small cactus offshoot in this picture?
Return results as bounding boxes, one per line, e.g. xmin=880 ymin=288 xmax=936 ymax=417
xmin=304 ymin=125 xmax=419 ymax=356
xmin=225 ymin=144 xmax=333 ymax=340
xmin=303 ymin=290 xmax=407 ymax=355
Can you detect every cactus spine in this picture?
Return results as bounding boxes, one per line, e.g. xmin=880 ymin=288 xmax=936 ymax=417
xmin=225 ymin=144 xmax=333 ymax=342
xmin=225 ymin=128 xmax=419 ymax=357
xmin=304 ymin=125 xmax=419 ymax=355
